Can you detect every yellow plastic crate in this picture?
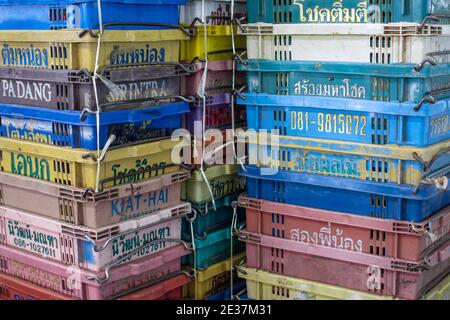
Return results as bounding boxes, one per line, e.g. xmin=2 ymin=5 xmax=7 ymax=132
xmin=182 ymin=164 xmax=245 ymax=204
xmin=180 ymin=25 xmax=246 ymax=62
xmin=0 ymin=29 xmax=187 ymax=71
xmin=238 ymin=267 xmax=399 ymax=300
xmin=0 ymin=137 xmax=184 ymax=190
xmin=183 ymin=253 xmax=245 ymax=300
xmin=423 ymin=275 xmax=450 ymax=300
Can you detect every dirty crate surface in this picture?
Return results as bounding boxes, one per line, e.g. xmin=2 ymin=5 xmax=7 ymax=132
xmin=0 ymin=202 xmax=191 ymax=271
xmin=0 ymin=170 xmax=190 ymax=229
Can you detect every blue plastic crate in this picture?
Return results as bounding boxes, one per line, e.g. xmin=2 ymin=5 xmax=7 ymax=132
xmin=241 ymin=165 xmax=450 ymax=222
xmin=239 ymin=93 xmax=450 ymax=148
xmin=206 ymin=281 xmax=247 ymax=300
xmin=182 ymin=222 xmax=245 ymax=270
xmin=0 ymin=0 xmax=186 ymax=30
xmin=182 ymin=192 xmax=246 ymax=239
xmin=239 ymin=60 xmax=450 ymax=106
xmin=246 ymin=133 xmax=450 ymax=187
xmin=0 ymin=101 xmax=189 ymax=150
xmin=247 ymin=0 xmax=450 ymax=24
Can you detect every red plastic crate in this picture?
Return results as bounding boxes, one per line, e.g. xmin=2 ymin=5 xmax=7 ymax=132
xmin=240 ymin=197 xmax=450 ymax=262
xmin=239 ymin=230 xmax=449 ymax=300
xmin=0 ymin=272 xmax=75 ymax=300
xmin=118 ymin=273 xmax=190 ymax=300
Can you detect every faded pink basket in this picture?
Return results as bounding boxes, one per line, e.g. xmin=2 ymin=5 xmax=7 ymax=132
xmin=239 ymin=229 xmax=450 ymax=300
xmin=0 ymin=242 xmax=191 ymax=300
xmin=182 ymin=60 xmax=245 ymax=96
xmin=240 ymin=196 xmax=450 ymax=262
xmin=0 ymin=203 xmax=191 ymax=272
xmin=0 ymin=170 xmax=190 ymax=229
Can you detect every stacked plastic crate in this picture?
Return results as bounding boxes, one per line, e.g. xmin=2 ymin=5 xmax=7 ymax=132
xmin=0 ymin=0 xmax=197 ymax=300
xmin=178 ymin=0 xmax=248 ymax=300
xmin=235 ymin=0 xmax=450 ymax=300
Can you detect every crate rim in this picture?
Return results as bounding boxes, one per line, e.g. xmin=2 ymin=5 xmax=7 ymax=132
xmin=0 ymin=28 xmax=189 ymax=42
xmin=190 ymin=164 xmax=239 ymax=181
xmin=185 ymin=252 xmax=245 ymax=282
xmin=239 ymin=59 xmax=450 ymax=78
xmin=239 ymin=93 xmax=449 ymax=117
xmin=0 ymin=0 xmax=187 ymax=4
xmin=0 ymin=136 xmax=186 ymax=163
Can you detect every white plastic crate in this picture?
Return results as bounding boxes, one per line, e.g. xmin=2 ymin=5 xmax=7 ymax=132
xmin=180 ymin=0 xmax=246 ymax=25
xmin=241 ymin=23 xmax=450 ymax=64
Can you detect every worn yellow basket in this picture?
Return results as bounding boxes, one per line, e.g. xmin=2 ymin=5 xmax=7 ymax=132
xmin=180 ymin=25 xmax=246 ymax=62
xmin=238 ymin=266 xmax=400 ymax=300
xmin=0 ymin=137 xmax=184 ymax=190
xmin=182 ymin=164 xmax=245 ymax=204
xmin=0 ymin=29 xmax=188 ymax=71
xmin=183 ymin=252 xmax=245 ymax=300
xmin=423 ymin=275 xmax=450 ymax=300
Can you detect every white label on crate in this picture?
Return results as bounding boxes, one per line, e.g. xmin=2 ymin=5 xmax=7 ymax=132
xmin=6 ymin=219 xmax=62 ymax=261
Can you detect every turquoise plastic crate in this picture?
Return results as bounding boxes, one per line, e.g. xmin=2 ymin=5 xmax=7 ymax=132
xmin=182 ymin=193 xmax=246 ymax=239
xmin=247 ymin=0 xmax=450 ymax=24
xmin=182 ymin=223 xmax=245 ymax=269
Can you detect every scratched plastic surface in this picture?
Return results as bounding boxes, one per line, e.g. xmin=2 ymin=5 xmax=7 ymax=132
xmin=0 ymin=29 xmax=187 ymax=71
xmin=0 ymin=65 xmax=192 ymax=111
xmin=239 ymin=61 xmax=450 ymax=104
xmin=183 ymin=252 xmax=245 ymax=300
xmin=240 ymin=229 xmax=450 ymax=300
xmin=184 ymin=192 xmax=245 ymax=238
xmin=0 ymin=102 xmax=189 ymax=150
xmin=184 ymin=93 xmax=246 ymax=133
xmin=238 ymin=266 xmax=398 ymax=300
xmin=242 ymin=166 xmax=450 ymax=222
xmin=242 ymin=23 xmax=450 ymax=64
xmin=179 ymin=0 xmax=247 ymax=25
xmin=0 ymin=137 xmax=182 ymax=190
xmin=241 ymin=196 xmax=450 ymax=262
xmin=246 ymin=0 xmax=450 ymax=24
xmin=182 ymin=164 xmax=245 ymax=204
xmin=423 ymin=274 xmax=450 ymax=300
xmin=240 ymin=93 xmax=450 ymax=147
xmin=0 ymin=242 xmax=190 ymax=299
xmin=247 ymin=133 xmax=450 ymax=186
xmin=0 ymin=170 xmax=189 ymax=228
xmin=182 ymin=222 xmax=245 ymax=269
xmin=0 ymin=0 xmax=185 ymax=29
xmin=0 ymin=272 xmax=75 ymax=300
xmin=180 ymin=25 xmax=246 ymax=62
xmin=182 ymin=60 xmax=245 ymax=95
xmin=0 ymin=202 xmax=190 ymax=272
xmin=118 ymin=273 xmax=190 ymax=300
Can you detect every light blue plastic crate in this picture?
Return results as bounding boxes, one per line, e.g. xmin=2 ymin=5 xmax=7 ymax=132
xmin=0 ymin=0 xmax=186 ymax=30
xmin=247 ymin=0 xmax=450 ymax=24
xmin=242 ymin=165 xmax=450 ymax=222
xmin=239 ymin=93 xmax=450 ymax=147
xmin=238 ymin=60 xmax=450 ymax=106
xmin=0 ymin=101 xmax=189 ymax=150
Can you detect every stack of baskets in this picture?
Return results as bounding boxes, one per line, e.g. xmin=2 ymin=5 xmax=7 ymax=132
xmin=178 ymin=0 xmax=248 ymax=300
xmin=0 ymin=0 xmax=199 ymax=300
xmin=235 ymin=0 xmax=450 ymax=300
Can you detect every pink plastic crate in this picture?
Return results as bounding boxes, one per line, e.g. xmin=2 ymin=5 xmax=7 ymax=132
xmin=0 ymin=242 xmax=190 ymax=300
xmin=0 ymin=170 xmax=190 ymax=229
xmin=0 ymin=272 xmax=75 ymax=300
xmin=184 ymin=93 xmax=246 ymax=133
xmin=240 ymin=197 xmax=450 ymax=262
xmin=0 ymin=202 xmax=191 ymax=272
xmin=182 ymin=60 xmax=245 ymax=96
xmin=239 ymin=230 xmax=449 ymax=300
xmin=118 ymin=273 xmax=190 ymax=300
